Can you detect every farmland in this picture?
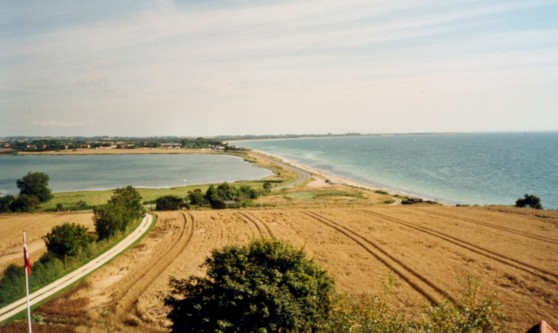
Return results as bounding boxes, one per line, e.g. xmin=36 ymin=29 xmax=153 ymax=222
xmin=2 ymin=205 xmax=556 ymax=332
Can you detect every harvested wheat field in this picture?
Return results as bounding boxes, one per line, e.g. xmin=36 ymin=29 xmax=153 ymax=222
xmin=6 ymin=205 xmax=552 ymax=333
xmin=0 ymin=212 xmax=94 ymax=272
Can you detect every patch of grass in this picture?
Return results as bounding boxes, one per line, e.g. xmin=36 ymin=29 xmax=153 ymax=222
xmin=285 ymin=190 xmax=364 ymax=201
xmin=42 ymin=180 xmax=274 ymax=211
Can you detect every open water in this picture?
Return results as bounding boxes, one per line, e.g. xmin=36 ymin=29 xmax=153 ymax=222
xmin=0 ymin=154 xmax=272 ymax=194
xmin=239 ymin=133 xmax=558 ymax=209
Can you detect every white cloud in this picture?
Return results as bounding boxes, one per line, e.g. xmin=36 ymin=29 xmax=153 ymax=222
xmin=1 ymin=0 xmax=557 ymax=135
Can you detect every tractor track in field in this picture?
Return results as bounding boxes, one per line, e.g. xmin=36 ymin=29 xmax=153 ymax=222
xmin=113 ymin=212 xmax=195 ymax=330
xmin=360 ymin=209 xmax=558 ymax=284
xmin=483 ymin=207 xmax=558 ymax=226
xmin=237 ymin=212 xmax=276 ymax=240
xmin=413 ymin=208 xmax=558 ymax=245
xmin=302 ymin=211 xmax=457 ymax=306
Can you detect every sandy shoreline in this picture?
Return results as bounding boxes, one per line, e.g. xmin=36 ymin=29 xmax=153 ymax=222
xmin=247 ymin=149 xmax=447 ymax=205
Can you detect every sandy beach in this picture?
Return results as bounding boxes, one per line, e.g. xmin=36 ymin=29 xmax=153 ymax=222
xmin=247 ymin=149 xmax=443 ymax=204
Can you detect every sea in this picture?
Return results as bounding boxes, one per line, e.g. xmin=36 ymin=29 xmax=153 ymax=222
xmin=238 ymin=132 xmax=558 ymax=209
xmin=0 ymin=154 xmax=272 ymax=195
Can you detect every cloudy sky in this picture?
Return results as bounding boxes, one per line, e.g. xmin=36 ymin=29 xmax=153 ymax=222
xmin=1 ymin=0 xmax=557 ymax=136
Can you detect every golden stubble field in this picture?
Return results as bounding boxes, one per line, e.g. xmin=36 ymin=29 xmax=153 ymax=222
xmin=1 ymin=206 xmax=557 ymax=332
xmin=0 ymin=212 xmax=95 ymax=273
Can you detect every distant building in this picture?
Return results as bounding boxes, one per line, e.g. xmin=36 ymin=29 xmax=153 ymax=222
xmin=161 ymin=142 xmax=182 ymax=148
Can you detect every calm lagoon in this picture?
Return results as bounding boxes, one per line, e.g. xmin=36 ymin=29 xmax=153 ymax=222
xmin=0 ymin=154 xmax=272 ymax=195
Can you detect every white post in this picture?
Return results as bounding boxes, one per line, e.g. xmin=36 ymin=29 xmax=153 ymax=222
xmin=23 ymin=231 xmax=33 ymax=333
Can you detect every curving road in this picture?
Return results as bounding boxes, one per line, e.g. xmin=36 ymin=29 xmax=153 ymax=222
xmin=253 ymin=152 xmax=311 ymax=190
xmin=0 ymin=214 xmax=153 ymax=324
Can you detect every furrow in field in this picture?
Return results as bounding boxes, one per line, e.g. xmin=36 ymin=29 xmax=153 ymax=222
xmin=113 ymin=212 xmax=195 ymax=328
xmin=236 ymin=212 xmax=265 ymax=239
xmin=237 ymin=212 xmax=276 ymax=240
xmin=483 ymin=207 xmax=558 ymax=226
xmin=360 ymin=209 xmax=558 ymax=283
xmin=302 ymin=211 xmax=455 ymax=305
xmin=413 ymin=208 xmax=558 ymax=245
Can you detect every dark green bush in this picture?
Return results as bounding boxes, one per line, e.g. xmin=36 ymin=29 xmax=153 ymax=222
xmin=515 ymin=193 xmax=543 ymax=209
xmin=165 ymin=239 xmax=335 ymax=333
xmin=156 ymin=195 xmax=188 ymax=211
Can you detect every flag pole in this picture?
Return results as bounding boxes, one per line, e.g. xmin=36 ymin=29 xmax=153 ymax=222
xmin=23 ymin=231 xmax=33 ymax=333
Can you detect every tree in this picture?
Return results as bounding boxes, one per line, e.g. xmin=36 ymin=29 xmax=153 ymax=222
xmin=16 ymin=172 xmax=53 ymax=202
xmin=109 ymin=186 xmax=145 ymax=221
xmin=94 ymin=186 xmax=145 ymax=240
xmin=0 ymin=195 xmax=15 ymax=213
xmin=515 ymin=193 xmax=543 ymax=209
xmin=204 ymin=185 xmax=225 ymax=209
xmin=94 ymin=203 xmax=125 ymax=240
xmin=9 ymin=194 xmax=40 ymax=212
xmin=165 ymin=239 xmax=335 ymax=333
xmin=187 ymin=189 xmax=206 ymax=206
xmin=44 ymin=223 xmax=91 ymax=259
xmin=156 ymin=195 xmax=187 ymax=211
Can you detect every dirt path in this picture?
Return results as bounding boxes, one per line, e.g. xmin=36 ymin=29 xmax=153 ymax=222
xmin=0 ymin=214 xmax=152 ymax=324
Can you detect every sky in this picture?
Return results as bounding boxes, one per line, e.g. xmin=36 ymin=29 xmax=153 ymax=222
xmin=1 ymin=0 xmax=558 ymax=137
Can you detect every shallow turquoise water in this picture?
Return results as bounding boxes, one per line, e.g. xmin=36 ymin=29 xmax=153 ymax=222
xmin=0 ymin=154 xmax=272 ymax=194
xmin=239 ymin=133 xmax=558 ymax=209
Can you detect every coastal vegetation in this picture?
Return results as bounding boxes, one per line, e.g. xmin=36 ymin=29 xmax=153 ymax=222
xmin=515 ymin=193 xmax=543 ymax=209
xmin=153 ymin=182 xmax=267 ymax=211
xmin=0 ymin=172 xmax=53 ymax=213
xmin=155 ymin=195 xmax=189 ymax=211
xmin=93 ymin=186 xmax=145 ymax=240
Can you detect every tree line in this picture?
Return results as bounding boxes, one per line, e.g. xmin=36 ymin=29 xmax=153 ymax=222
xmin=1 ymin=136 xmax=241 ymax=152
xmin=155 ymin=181 xmax=272 ymax=211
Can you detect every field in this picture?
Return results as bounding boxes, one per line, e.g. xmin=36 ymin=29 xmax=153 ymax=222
xmin=0 ymin=212 xmax=94 ymax=273
xmin=2 ymin=205 xmax=556 ymax=332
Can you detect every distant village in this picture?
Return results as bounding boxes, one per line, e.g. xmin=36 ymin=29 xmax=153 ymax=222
xmin=0 ymin=136 xmax=240 ymax=153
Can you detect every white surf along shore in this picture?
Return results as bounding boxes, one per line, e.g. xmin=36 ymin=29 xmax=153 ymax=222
xmin=249 ymin=148 xmax=447 ymax=205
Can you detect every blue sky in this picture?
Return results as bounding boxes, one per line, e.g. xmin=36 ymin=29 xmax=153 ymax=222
xmin=1 ymin=0 xmax=557 ymax=136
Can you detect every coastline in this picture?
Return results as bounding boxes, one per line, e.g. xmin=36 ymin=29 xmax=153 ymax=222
xmin=3 ymin=145 xmax=447 ymax=205
xmin=247 ymin=148 xmax=448 ymax=205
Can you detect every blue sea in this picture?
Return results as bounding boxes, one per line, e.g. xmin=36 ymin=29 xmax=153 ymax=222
xmin=0 ymin=154 xmax=272 ymax=194
xmin=238 ymin=133 xmax=558 ymax=209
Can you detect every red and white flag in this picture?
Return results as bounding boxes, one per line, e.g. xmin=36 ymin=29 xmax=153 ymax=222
xmin=23 ymin=232 xmax=32 ymax=276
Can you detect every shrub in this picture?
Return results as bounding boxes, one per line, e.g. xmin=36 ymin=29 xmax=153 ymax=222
xmin=44 ymin=223 xmax=92 ymax=259
xmin=94 ymin=186 xmax=144 ymax=240
xmin=187 ymin=188 xmax=206 ymax=206
xmin=165 ymin=239 xmax=335 ymax=333
xmin=0 ymin=195 xmax=15 ymax=212
xmin=156 ymin=195 xmax=187 ymax=211
xmin=10 ymin=194 xmax=40 ymax=212
xmin=324 ymin=276 xmax=506 ymax=333
xmin=515 ymin=193 xmax=543 ymax=209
